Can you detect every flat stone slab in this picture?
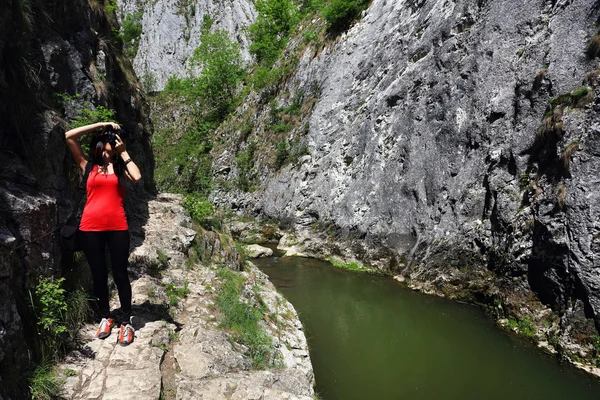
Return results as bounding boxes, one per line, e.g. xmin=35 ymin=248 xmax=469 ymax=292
xmin=60 ymin=320 xmax=170 ymax=400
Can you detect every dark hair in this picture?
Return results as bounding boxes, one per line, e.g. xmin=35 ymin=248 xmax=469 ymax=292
xmin=87 ymin=136 xmax=126 ymax=185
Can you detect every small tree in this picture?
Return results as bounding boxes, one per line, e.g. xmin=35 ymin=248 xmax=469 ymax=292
xmin=190 ymin=16 xmax=245 ymax=120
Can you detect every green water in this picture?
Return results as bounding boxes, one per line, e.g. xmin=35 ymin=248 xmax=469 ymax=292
xmin=253 ymin=251 xmax=600 ymax=400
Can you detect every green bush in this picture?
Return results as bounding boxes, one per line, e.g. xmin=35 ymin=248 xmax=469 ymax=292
xmin=182 ymin=194 xmax=214 ymax=223
xmin=323 ymin=0 xmax=370 ymax=33
xmin=248 ymin=0 xmax=299 ymax=66
xmin=32 ymin=277 xmax=68 ymax=337
xmin=236 ymin=141 xmax=257 ymax=191
xmin=275 ymin=139 xmax=290 ymax=169
xmin=506 ymin=315 xmax=537 ymax=340
xmin=71 ymin=105 xmax=116 ymax=128
xmin=250 ymin=66 xmax=285 ymax=93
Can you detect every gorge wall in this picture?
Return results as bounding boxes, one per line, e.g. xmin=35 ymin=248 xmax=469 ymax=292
xmin=0 ymin=0 xmax=153 ymax=395
xmin=206 ymin=0 xmax=600 ymax=357
xmin=117 ymin=0 xmax=256 ymax=91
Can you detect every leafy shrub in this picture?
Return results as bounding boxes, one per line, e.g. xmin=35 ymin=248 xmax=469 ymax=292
xmin=506 ymin=315 xmax=537 ymax=341
xmin=182 ymin=194 xmax=214 ymax=223
xmin=140 ymin=72 xmax=157 ymax=93
xmin=250 ymin=66 xmax=285 ymax=95
xmin=32 ymin=277 xmax=68 ymax=337
xmin=274 ymin=139 xmax=309 ymax=169
xmin=236 ymin=141 xmax=257 ymax=191
xmin=248 ymin=0 xmax=299 ymax=66
xmin=275 ymin=139 xmax=290 ymax=169
xmin=323 ymin=0 xmax=370 ymax=33
xmin=153 ymin=118 xmax=214 ymax=195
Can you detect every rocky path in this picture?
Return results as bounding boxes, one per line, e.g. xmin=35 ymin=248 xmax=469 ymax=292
xmin=59 ymin=194 xmax=315 ymax=399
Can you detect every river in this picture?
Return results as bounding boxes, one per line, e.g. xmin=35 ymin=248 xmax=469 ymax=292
xmin=253 ymin=248 xmax=600 ymax=400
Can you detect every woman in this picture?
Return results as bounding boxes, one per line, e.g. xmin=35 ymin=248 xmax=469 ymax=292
xmin=65 ymin=121 xmax=141 ymax=346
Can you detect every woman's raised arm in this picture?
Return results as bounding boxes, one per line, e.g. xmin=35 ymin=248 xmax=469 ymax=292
xmin=65 ymin=122 xmax=118 ymax=172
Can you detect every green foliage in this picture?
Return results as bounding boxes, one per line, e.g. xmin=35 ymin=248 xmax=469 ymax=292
xmin=327 ymin=256 xmax=370 ymax=273
xmin=275 ymin=139 xmax=290 ymax=169
xmin=248 ymin=0 xmax=299 ymax=66
xmin=323 ymin=0 xmax=370 ymax=33
xmin=104 ymin=0 xmax=117 ymax=13
xmin=549 ymin=93 xmax=572 ymax=107
xmin=236 ymin=141 xmax=257 ymax=191
xmin=153 ymin=117 xmax=214 ymax=195
xmin=189 ymin=16 xmax=245 ymax=119
xmin=572 ymin=85 xmax=590 ymax=99
xmin=162 ymin=76 xmax=195 ymax=96
xmin=216 ymin=268 xmax=274 ymax=368
xmin=165 ymin=281 xmax=190 ymax=306
xmin=64 ymin=289 xmax=91 ymax=335
xmin=506 ymin=315 xmax=537 ymax=341
xmin=140 ymin=72 xmax=158 ymax=93
xmin=250 ymin=66 xmax=285 ymax=94
xmin=182 ymin=194 xmax=214 ymax=224
xmin=29 ymin=359 xmax=64 ymax=400
xmin=32 ymin=277 xmax=68 ymax=337
xmin=274 ymin=139 xmax=309 ymax=169
xmin=119 ymin=12 xmax=143 ymax=59
xmin=71 ymin=106 xmax=116 ymax=129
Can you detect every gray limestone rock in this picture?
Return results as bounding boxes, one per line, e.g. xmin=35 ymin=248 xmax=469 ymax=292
xmin=209 ymin=0 xmax=600 ymax=351
xmin=246 ymin=244 xmax=274 ymax=258
xmin=118 ymin=0 xmax=256 ymax=90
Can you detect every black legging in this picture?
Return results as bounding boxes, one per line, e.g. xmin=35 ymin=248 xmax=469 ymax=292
xmin=78 ymin=230 xmax=132 ymax=323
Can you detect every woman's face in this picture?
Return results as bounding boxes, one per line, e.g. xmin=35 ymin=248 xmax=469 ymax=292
xmin=102 ymin=140 xmax=115 ymax=155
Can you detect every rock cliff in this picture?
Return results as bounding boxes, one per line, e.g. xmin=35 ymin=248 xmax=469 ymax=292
xmin=208 ymin=0 xmax=600 ymax=361
xmin=0 ymin=0 xmax=153 ymax=396
xmin=117 ymin=0 xmax=256 ymax=91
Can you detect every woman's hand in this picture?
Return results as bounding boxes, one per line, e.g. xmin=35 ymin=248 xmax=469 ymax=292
xmin=114 ymin=134 xmax=126 ymax=154
xmin=94 ymin=122 xmax=121 ymax=137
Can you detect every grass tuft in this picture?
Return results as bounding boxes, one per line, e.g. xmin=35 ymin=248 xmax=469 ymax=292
xmin=327 ymin=256 xmax=370 ymax=273
xmin=216 ymin=268 xmax=274 ymax=368
xmin=557 ymin=184 xmax=567 ymax=209
xmin=561 ymin=141 xmax=579 ymax=169
xmin=506 ymin=315 xmax=537 ymax=341
xmin=29 ymin=359 xmax=64 ymax=400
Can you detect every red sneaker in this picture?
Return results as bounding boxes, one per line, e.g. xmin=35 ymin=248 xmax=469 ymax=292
xmin=96 ymin=318 xmax=114 ymax=339
xmin=118 ymin=323 xmax=135 ymax=346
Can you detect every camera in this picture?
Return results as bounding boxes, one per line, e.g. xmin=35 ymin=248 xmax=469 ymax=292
xmin=103 ymin=127 xmax=126 ymax=147
xmin=104 ymin=127 xmax=117 ymax=146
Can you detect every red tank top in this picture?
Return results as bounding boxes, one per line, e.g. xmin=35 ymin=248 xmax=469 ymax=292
xmin=79 ymin=165 xmax=128 ymax=231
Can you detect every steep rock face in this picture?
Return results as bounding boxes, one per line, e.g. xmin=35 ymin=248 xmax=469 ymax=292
xmin=118 ymin=0 xmax=256 ymax=90
xmin=0 ymin=0 xmax=153 ymax=395
xmin=212 ymin=0 xmax=600 ymax=340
